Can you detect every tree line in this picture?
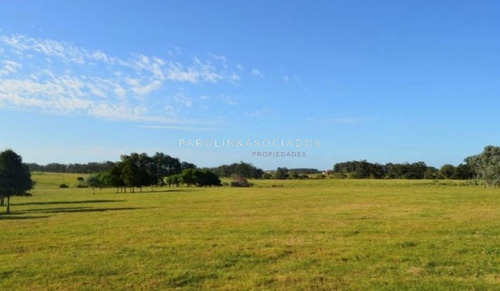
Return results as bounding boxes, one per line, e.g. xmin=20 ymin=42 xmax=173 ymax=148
xmin=1 ymin=146 xmax=500 ymax=214
xmin=84 ymin=152 xmax=202 ymax=193
xmin=28 ymin=162 xmax=116 ymax=173
xmin=210 ymin=162 xmax=264 ymax=179
xmin=332 ymin=160 xmax=474 ymax=180
xmin=330 ymin=145 xmax=500 ymax=183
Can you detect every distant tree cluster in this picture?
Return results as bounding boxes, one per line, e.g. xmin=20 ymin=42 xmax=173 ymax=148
xmin=85 ymin=152 xmax=197 ymax=193
xmin=465 ymin=145 xmax=500 ymax=187
xmin=28 ymin=162 xmax=115 ymax=173
xmin=211 ymin=162 xmax=264 ymax=179
xmin=332 ymin=160 xmax=473 ymax=180
xmin=267 ymin=167 xmax=311 ymax=180
xmin=288 ymin=168 xmax=320 ymax=174
xmin=166 ymin=168 xmax=222 ymax=187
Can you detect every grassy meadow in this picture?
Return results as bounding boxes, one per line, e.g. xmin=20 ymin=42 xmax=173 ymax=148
xmin=0 ymin=173 xmax=499 ymax=290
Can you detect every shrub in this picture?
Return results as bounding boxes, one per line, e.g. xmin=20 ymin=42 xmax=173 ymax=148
xmin=59 ymin=183 xmax=69 ymax=188
xmin=330 ymin=173 xmax=347 ymax=179
xmin=230 ymin=176 xmax=252 ymax=187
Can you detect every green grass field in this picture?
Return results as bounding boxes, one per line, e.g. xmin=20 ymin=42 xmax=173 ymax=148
xmin=1 ymin=173 xmax=499 ymax=290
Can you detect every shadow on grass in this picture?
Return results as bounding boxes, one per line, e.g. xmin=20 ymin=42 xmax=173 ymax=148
xmin=116 ymin=188 xmax=200 ymax=194
xmin=13 ymin=199 xmax=126 ymax=206
xmin=24 ymin=206 xmax=145 ymax=214
xmin=0 ymin=212 xmax=50 ymax=220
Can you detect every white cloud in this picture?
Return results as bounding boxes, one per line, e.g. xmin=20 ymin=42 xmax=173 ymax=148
xmin=246 ymin=108 xmax=279 ymax=119
xmin=139 ymin=125 xmax=215 ymax=131
xmin=251 ymin=68 xmax=264 ymax=78
xmin=306 ymin=117 xmax=368 ymax=124
xmin=219 ymin=94 xmax=238 ymax=106
xmin=0 ymin=78 xmax=91 ymax=113
xmin=0 ymin=33 xmax=243 ymax=125
xmin=170 ymin=92 xmax=193 ymax=108
xmin=0 ymin=60 xmax=22 ymax=76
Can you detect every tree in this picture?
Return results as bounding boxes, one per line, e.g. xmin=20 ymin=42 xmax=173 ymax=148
xmin=76 ymin=176 xmax=86 ymax=188
xmin=107 ymin=163 xmax=125 ymax=193
xmin=466 ymin=146 xmax=500 ymax=187
xmin=440 ymin=164 xmax=456 ymax=179
xmin=179 ymin=168 xmax=197 ymax=186
xmin=213 ymin=162 xmax=264 ymax=179
xmin=165 ymin=175 xmax=181 ymax=187
xmin=174 ymin=169 xmax=221 ymax=187
xmin=424 ymin=167 xmax=440 ymax=179
xmin=180 ymin=161 xmax=196 ymax=171
xmin=0 ymin=149 xmax=34 ymax=214
xmin=194 ymin=170 xmax=222 ymax=187
xmin=86 ymin=173 xmax=102 ymax=194
xmin=275 ymin=167 xmax=289 ymax=179
xmin=453 ymin=163 xmax=473 ymax=180
xmin=121 ymin=154 xmax=141 ymax=192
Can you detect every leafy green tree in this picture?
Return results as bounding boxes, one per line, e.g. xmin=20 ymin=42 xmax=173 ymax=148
xmin=179 ymin=168 xmax=197 ymax=186
xmin=174 ymin=169 xmax=221 ymax=187
xmin=86 ymin=173 xmax=102 ymax=194
xmin=121 ymin=154 xmax=141 ymax=192
xmin=424 ymin=167 xmax=439 ymax=179
xmin=453 ymin=163 xmax=473 ymax=180
xmin=353 ymin=160 xmax=371 ymax=178
xmin=213 ymin=162 xmax=264 ymax=179
xmin=107 ymin=163 xmax=125 ymax=193
xmin=275 ymin=167 xmax=289 ymax=179
xmin=165 ymin=175 xmax=181 ymax=187
xmin=180 ymin=161 xmax=196 ymax=171
xmin=289 ymin=171 xmax=299 ymax=179
xmin=466 ymin=146 xmax=500 ymax=187
xmin=76 ymin=176 xmax=86 ymax=188
xmin=194 ymin=170 xmax=222 ymax=187
xmin=440 ymin=164 xmax=456 ymax=179
xmin=0 ymin=149 xmax=34 ymax=214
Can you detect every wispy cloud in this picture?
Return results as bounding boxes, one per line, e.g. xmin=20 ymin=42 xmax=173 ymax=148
xmin=219 ymin=94 xmax=238 ymax=106
xmin=246 ymin=108 xmax=280 ymax=119
xmin=251 ymin=68 xmax=264 ymax=78
xmin=306 ymin=116 xmax=369 ymax=124
xmin=0 ymin=33 xmax=241 ymax=124
xmin=0 ymin=60 xmax=22 ymax=77
xmin=139 ymin=125 xmax=216 ymax=131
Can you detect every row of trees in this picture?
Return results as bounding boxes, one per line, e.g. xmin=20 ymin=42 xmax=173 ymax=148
xmin=85 ymin=152 xmax=197 ymax=193
xmin=332 ymin=160 xmax=474 ymax=180
xmin=210 ymin=162 xmax=321 ymax=180
xmin=165 ymin=168 xmax=221 ymax=187
xmin=211 ymin=162 xmax=264 ymax=179
xmin=28 ymin=162 xmax=116 ymax=173
xmin=83 ymin=153 xmax=225 ymax=193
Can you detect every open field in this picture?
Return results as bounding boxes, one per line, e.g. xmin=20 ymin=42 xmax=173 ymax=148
xmin=1 ymin=173 xmax=499 ymax=290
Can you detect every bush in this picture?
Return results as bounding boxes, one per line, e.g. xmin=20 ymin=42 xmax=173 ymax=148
xmin=230 ymin=177 xmax=252 ymax=187
xmin=261 ymin=173 xmax=273 ymax=179
xmin=59 ymin=183 xmax=69 ymax=188
xmin=330 ymin=173 xmax=347 ymax=179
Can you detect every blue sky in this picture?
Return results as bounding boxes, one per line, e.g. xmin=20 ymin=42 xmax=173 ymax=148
xmin=0 ymin=1 xmax=499 ymax=170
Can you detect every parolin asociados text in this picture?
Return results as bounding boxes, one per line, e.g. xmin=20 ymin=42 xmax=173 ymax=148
xmin=179 ymin=138 xmax=320 ymax=148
